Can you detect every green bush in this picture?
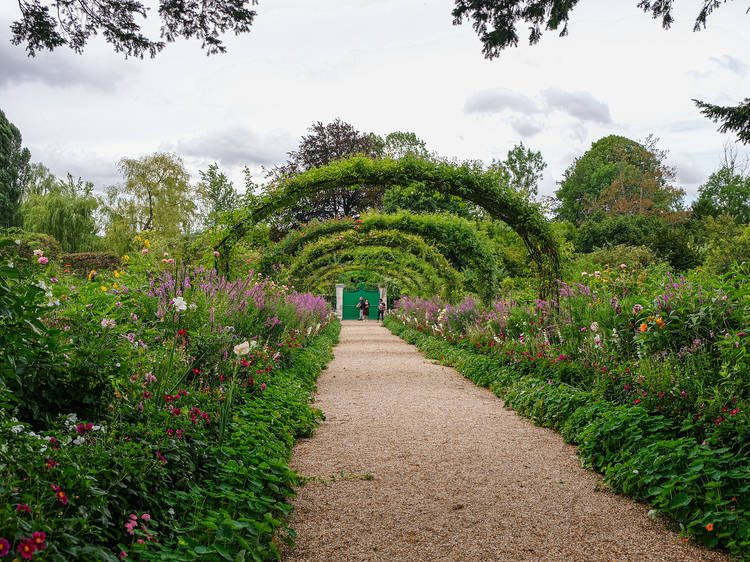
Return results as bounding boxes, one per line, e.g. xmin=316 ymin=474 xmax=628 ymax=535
xmin=61 ymin=251 xmax=122 ymax=275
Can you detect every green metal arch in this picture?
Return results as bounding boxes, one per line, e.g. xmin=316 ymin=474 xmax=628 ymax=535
xmin=217 ymin=155 xmax=560 ymax=298
xmin=290 ymin=245 xmax=450 ymax=299
xmin=257 ymin=211 xmax=500 ymax=300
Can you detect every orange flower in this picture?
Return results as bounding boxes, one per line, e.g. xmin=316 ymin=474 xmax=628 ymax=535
xmin=705 ymin=523 xmax=714 ymax=532
xmin=655 ymin=317 xmax=665 ymax=329
xmin=681 ymin=538 xmax=689 ymax=543
xmin=639 ymin=322 xmax=648 ymax=333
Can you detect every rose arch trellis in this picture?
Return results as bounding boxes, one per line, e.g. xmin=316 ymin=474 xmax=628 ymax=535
xmin=257 ymin=211 xmax=501 ymax=301
xmin=215 ymin=155 xmax=561 ymax=298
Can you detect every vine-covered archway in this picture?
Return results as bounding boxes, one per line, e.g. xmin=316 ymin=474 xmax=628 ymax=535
xmin=285 ymin=230 xmax=462 ymax=299
xmin=217 ymin=155 xmax=560 ymax=297
xmin=257 ymin=211 xmax=501 ymax=301
xmin=289 ymin=246 xmax=457 ymax=300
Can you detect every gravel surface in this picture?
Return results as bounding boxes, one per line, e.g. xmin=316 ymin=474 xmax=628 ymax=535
xmin=283 ymin=321 xmax=727 ymax=561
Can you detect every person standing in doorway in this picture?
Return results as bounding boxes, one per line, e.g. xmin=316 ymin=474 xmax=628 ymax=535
xmin=363 ymin=299 xmax=370 ymax=322
xmin=377 ymin=299 xmax=386 ymax=324
xmin=356 ymin=296 xmax=364 ymax=321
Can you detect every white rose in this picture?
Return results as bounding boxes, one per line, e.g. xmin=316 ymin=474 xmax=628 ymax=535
xmin=233 ymin=341 xmax=251 ymax=356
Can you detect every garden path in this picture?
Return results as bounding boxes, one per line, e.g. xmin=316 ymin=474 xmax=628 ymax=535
xmin=283 ymin=321 xmax=726 ymax=562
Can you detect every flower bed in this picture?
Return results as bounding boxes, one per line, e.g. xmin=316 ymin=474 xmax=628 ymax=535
xmin=384 ymin=262 xmax=749 ymax=556
xmin=0 ymin=243 xmax=339 ymax=560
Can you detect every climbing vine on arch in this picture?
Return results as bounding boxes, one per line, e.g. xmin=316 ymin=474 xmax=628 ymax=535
xmin=285 ymin=230 xmax=463 ymax=301
xmin=257 ymin=211 xmax=502 ymax=301
xmin=216 ymin=155 xmax=559 ymax=298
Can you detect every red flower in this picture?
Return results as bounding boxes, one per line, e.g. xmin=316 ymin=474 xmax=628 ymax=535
xmin=176 ymin=330 xmax=186 ymax=336
xmin=16 ymin=504 xmax=31 ymax=513
xmin=0 ymin=538 xmax=9 ymax=556
xmin=51 ymin=484 xmax=69 ymax=505
xmin=18 ymin=539 xmax=36 ymax=559
xmin=156 ymin=451 xmax=167 ymax=464
xmin=31 ymin=531 xmax=47 ymax=549
xmin=45 ymin=459 xmax=57 ymax=470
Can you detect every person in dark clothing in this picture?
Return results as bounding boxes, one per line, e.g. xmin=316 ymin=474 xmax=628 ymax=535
xmin=377 ymin=299 xmax=386 ymax=324
xmin=363 ymin=299 xmax=370 ymax=322
xmin=356 ymin=296 xmax=364 ymax=320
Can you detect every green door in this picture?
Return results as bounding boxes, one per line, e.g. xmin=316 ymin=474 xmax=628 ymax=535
xmin=342 ymin=285 xmax=379 ymax=320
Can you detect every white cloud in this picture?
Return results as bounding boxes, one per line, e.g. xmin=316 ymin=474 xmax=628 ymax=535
xmin=176 ymin=127 xmax=294 ymax=168
xmin=464 ymin=89 xmax=540 ymax=115
xmin=542 ymin=89 xmax=612 ymax=124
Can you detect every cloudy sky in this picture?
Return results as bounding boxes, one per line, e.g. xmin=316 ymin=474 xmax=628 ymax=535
xmin=1 ymin=0 xmax=748 ymax=200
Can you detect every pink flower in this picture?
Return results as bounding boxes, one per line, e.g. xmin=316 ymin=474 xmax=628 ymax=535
xmin=33 ymin=249 xmax=44 ymax=257
xmin=681 ymin=391 xmax=688 ymax=397
xmin=18 ymin=539 xmax=36 ymax=560
xmin=141 ymin=513 xmax=151 ymax=522
xmin=129 ymin=514 xmax=137 ymax=520
xmin=119 ymin=551 xmax=128 ymax=559
xmin=142 ymin=248 xmax=149 ymax=254
xmin=31 ymin=531 xmax=47 ymax=550
xmin=16 ymin=504 xmax=31 ymax=513
xmin=156 ymin=451 xmax=167 ymax=464
xmin=261 ymin=383 xmax=266 ymax=391
xmin=213 ymin=251 xmax=220 ymax=257
xmin=37 ymin=256 xmax=49 ymax=265
xmin=0 ymin=538 xmax=9 ymax=556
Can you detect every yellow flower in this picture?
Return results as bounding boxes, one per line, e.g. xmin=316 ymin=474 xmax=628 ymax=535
xmin=123 ymin=255 xmax=130 ymax=261
xmin=101 ymin=286 xmax=108 ymax=292
xmin=137 ymin=236 xmax=142 ymax=242
xmin=114 ymin=270 xmax=120 ymax=278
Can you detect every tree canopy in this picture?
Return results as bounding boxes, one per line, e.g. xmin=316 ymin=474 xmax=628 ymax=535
xmin=11 ymin=0 xmax=258 ymax=58
xmin=0 ymin=109 xmax=31 ymax=228
xmin=555 ymin=135 xmax=684 ymax=225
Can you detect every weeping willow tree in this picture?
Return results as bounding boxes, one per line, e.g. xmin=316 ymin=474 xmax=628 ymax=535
xmin=21 ymin=173 xmax=100 ymax=252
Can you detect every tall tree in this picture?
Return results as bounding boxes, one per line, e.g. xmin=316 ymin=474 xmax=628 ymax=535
xmin=11 ymin=0 xmax=258 ymax=58
xmin=556 ymin=135 xmax=684 ymax=225
xmin=382 ymin=131 xmax=429 ymax=159
xmin=197 ymin=163 xmax=239 ymax=231
xmin=264 ymin=119 xmax=384 ymax=238
xmin=101 ymin=152 xmax=196 ymax=240
xmin=692 ymin=147 xmax=750 ymax=223
xmin=491 ymin=141 xmax=547 ymax=202
xmin=21 ymin=172 xmax=99 ymax=252
xmin=23 ymin=162 xmax=58 ymax=199
xmin=0 ymin=109 xmax=31 ymax=228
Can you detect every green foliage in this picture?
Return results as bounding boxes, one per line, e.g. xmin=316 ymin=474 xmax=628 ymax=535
xmin=21 ymin=173 xmax=100 ymax=253
xmin=0 ymin=228 xmax=61 ymax=266
xmin=577 ymin=213 xmax=699 ymax=270
xmin=197 ymin=163 xmax=240 ymax=231
xmin=701 ymin=215 xmax=750 ymax=274
xmin=583 ymin=243 xmax=664 ymax=268
xmin=490 ymin=141 xmax=547 ymax=202
xmin=286 ymin=230 xmax=463 ymax=301
xmin=695 ymin=97 xmax=750 ymax=145
xmin=61 ymin=251 xmax=122 ymax=275
xmin=381 ymin=183 xmax=478 ymax=218
xmin=0 ymin=109 xmax=31 ymax=228
xmin=0 ymin=250 xmax=338 ymax=560
xmin=220 ymin=155 xmax=560 ymax=298
xmin=692 ymin=165 xmax=750 ymax=224
xmin=259 ymin=212 xmax=502 ymax=300
xmin=556 ymin=135 xmax=682 ymax=225
xmin=11 ymin=0 xmax=258 ymax=58
xmin=101 ymin=152 xmax=196 ymax=241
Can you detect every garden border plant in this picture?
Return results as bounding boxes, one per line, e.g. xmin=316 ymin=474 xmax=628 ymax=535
xmin=383 ymin=317 xmax=749 ymax=556
xmin=215 ymin=155 xmax=560 ymax=298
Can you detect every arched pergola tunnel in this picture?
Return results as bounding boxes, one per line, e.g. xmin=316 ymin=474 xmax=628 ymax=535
xmin=285 ymin=230 xmax=463 ymax=301
xmin=303 ymin=261 xmax=432 ymax=298
xmin=216 ymin=155 xmax=560 ymax=299
xmin=257 ymin=211 xmax=501 ymax=300
xmin=290 ymin=245 xmax=455 ymax=300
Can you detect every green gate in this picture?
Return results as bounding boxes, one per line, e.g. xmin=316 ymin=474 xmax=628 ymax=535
xmin=342 ymin=284 xmax=379 ymax=320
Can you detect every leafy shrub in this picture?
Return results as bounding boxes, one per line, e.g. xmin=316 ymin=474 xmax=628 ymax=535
xmin=585 ymin=243 xmax=663 ymax=267
xmin=61 ymin=251 xmax=122 ymax=275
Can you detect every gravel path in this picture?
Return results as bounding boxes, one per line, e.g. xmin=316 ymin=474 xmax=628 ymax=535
xmin=283 ymin=321 xmax=727 ymax=561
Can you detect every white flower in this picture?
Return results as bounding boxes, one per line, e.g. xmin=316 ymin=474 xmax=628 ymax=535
xmin=73 ymin=436 xmax=85 ymax=445
xmin=10 ymin=424 xmax=24 ymax=434
xmin=233 ymin=341 xmax=251 ymax=356
xmin=173 ymin=296 xmax=187 ymax=311
xmin=250 ymin=340 xmax=258 ymax=348
xmin=14 ymin=239 xmax=20 ymax=245
xmin=188 ymin=302 xmax=198 ymax=311
xmin=590 ymin=322 xmax=599 ymax=333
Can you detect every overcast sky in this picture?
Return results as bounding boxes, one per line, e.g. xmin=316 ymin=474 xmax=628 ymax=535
xmin=1 ymin=0 xmax=748 ymax=200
